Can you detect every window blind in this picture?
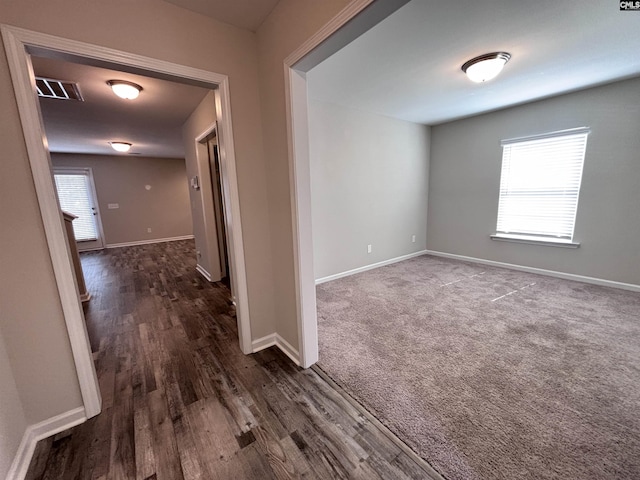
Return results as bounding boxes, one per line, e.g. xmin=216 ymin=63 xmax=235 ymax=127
xmin=54 ymin=173 xmax=99 ymax=241
xmin=496 ymin=128 xmax=589 ymax=241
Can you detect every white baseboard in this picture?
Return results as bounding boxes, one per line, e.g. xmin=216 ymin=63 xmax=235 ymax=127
xmin=196 ymin=264 xmax=213 ymax=282
xmin=315 ymin=250 xmax=428 ymax=285
xmin=106 ymin=235 xmax=194 ymax=249
xmin=425 ymin=250 xmax=640 ymax=293
xmin=7 ymin=407 xmax=86 ymax=480
xmin=252 ymin=333 xmax=301 ymax=366
xmin=252 ymin=333 xmax=277 ymax=352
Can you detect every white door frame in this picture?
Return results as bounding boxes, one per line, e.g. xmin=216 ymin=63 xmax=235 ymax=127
xmin=196 ymin=125 xmax=226 ymax=279
xmin=283 ymin=0 xmax=409 ymax=368
xmin=1 ymin=25 xmax=253 ymax=418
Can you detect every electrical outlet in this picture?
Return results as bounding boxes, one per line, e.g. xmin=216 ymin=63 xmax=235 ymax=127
xmin=367 ymin=244 xmax=372 ymax=254
xmin=147 ymin=228 xmax=152 ymax=233
xmin=412 ymin=234 xmax=416 ymax=243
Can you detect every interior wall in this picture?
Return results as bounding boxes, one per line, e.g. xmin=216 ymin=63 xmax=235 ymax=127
xmin=0 ymin=0 xmax=275 ymax=435
xmin=0 ymin=32 xmax=84 ymax=428
xmin=52 ymin=153 xmax=193 ymax=246
xmin=181 ymin=91 xmax=223 ymax=281
xmin=256 ymin=0 xmax=353 ymax=348
xmin=0 ymin=327 xmax=27 ymax=479
xmin=308 ymin=99 xmax=430 ymax=279
xmin=428 ymin=77 xmax=640 ymax=285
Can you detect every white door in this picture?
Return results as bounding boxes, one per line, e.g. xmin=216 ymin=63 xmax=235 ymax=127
xmin=53 ymin=168 xmax=105 ymax=251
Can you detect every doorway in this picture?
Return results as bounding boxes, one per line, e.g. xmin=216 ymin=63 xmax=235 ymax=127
xmin=53 ymin=167 xmax=105 ymax=251
xmin=283 ymin=0 xmax=411 ymax=367
xmin=206 ymin=131 xmax=230 ymax=284
xmin=2 ymin=25 xmax=253 ymax=419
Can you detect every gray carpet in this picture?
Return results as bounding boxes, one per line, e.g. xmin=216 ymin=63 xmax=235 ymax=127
xmin=316 ymin=255 xmax=640 ymax=480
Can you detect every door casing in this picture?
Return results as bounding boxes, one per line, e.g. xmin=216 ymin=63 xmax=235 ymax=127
xmin=2 ymin=24 xmax=253 ymax=419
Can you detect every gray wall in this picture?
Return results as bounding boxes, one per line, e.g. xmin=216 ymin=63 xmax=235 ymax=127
xmin=428 ymin=77 xmax=640 ymax=285
xmin=52 ymin=153 xmax=193 ymax=246
xmin=309 ymin=99 xmax=430 ymax=279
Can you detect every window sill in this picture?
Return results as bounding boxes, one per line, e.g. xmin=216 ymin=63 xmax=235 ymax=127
xmin=490 ymin=234 xmax=580 ymax=248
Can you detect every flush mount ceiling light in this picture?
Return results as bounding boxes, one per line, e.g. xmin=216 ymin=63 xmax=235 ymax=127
xmin=107 ymin=80 xmax=142 ymax=100
xmin=109 ymin=142 xmax=132 ymax=152
xmin=461 ymin=52 xmax=511 ymax=83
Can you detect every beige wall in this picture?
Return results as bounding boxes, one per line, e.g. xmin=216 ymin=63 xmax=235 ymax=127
xmin=52 ymin=153 xmax=193 ymax=245
xmin=0 ymin=328 xmax=27 ymax=479
xmin=256 ymin=0 xmax=352 ymax=347
xmin=428 ymin=77 xmax=640 ymax=285
xmin=0 ymin=20 xmax=84 ymax=432
xmin=0 ymin=0 xmax=274 ymax=441
xmin=181 ymin=91 xmax=223 ymax=281
xmin=308 ymin=99 xmax=430 ymax=279
xmin=0 ymin=1 xmax=362 ymax=465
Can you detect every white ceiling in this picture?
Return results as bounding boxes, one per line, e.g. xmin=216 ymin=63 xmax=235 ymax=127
xmin=32 ymin=56 xmax=210 ymax=158
xmin=162 ymin=0 xmax=280 ymax=31
xmin=308 ymin=0 xmax=640 ymax=125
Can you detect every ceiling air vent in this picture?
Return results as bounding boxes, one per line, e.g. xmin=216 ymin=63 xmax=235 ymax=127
xmin=35 ymin=77 xmax=84 ymax=101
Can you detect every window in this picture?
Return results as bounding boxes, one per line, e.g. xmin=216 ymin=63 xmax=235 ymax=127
xmin=54 ymin=171 xmax=99 ymax=242
xmin=493 ymin=127 xmax=589 ymax=246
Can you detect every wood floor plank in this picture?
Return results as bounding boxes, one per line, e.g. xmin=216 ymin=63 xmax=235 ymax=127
xmin=109 ymin=393 xmax=135 ymax=480
xmin=172 ymin=411 xmax=208 ymax=480
xmin=237 ymin=442 xmax=279 ymax=480
xmin=25 ymin=241 xmax=438 ymax=480
xmin=24 ymin=438 xmax=53 ymax=480
xmin=148 ymin=389 xmax=184 ymax=480
xmin=40 ymin=436 xmax=72 ymax=480
xmin=185 ymin=397 xmax=246 ymax=479
xmin=133 ymin=394 xmax=156 ymax=480
xmin=251 ymin=425 xmax=299 ymax=479
xmin=86 ymin=406 xmax=113 ymax=480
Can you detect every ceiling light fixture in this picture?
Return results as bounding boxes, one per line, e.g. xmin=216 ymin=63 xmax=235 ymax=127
xmin=107 ymin=80 xmax=142 ymax=99
xmin=461 ymin=52 xmax=511 ymax=83
xmin=109 ymin=142 xmax=132 ymax=152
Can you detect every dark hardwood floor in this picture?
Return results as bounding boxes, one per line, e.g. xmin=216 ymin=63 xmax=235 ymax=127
xmin=25 ymin=240 xmax=436 ymax=480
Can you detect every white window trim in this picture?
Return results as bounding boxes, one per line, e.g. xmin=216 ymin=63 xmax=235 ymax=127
xmin=500 ymin=126 xmax=590 ymax=146
xmin=490 ymin=234 xmax=580 ymax=248
xmin=493 ymin=127 xmax=590 ymax=247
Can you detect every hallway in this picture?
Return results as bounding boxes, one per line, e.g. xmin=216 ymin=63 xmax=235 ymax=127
xmin=25 ymin=240 xmax=433 ymax=479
